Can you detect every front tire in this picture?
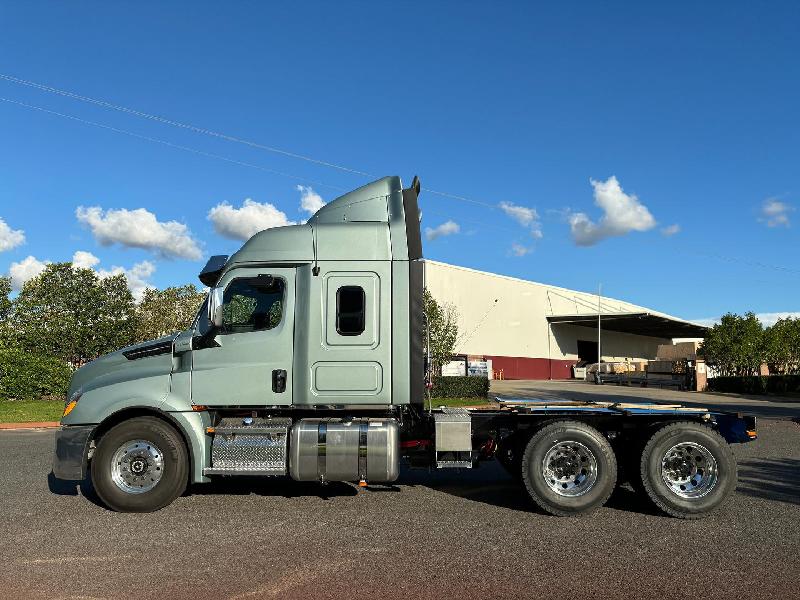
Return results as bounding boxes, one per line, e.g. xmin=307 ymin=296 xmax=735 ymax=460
xmin=521 ymin=421 xmax=617 ymax=516
xmin=91 ymin=416 xmax=188 ymax=512
xmin=639 ymin=421 xmax=737 ymax=519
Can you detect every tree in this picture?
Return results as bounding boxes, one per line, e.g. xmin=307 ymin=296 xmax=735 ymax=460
xmin=700 ymin=312 xmax=764 ymax=376
xmin=0 ymin=276 xmax=12 ymax=348
xmin=12 ymin=263 xmax=137 ymax=369
xmin=135 ymin=284 xmax=206 ymax=343
xmin=423 ymin=288 xmax=460 ymax=375
xmin=0 ymin=347 xmax=72 ymax=400
xmin=763 ymin=317 xmax=800 ymax=375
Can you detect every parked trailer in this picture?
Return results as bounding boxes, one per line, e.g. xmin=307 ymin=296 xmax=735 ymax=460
xmin=53 ymin=176 xmax=756 ymax=517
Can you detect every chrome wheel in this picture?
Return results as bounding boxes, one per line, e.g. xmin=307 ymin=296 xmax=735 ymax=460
xmin=541 ymin=440 xmax=598 ymax=497
xmin=110 ymin=439 xmax=164 ymax=494
xmin=661 ymin=442 xmax=718 ymax=499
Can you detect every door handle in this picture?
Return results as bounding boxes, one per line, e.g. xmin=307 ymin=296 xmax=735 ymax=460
xmin=272 ymin=369 xmax=287 ymax=393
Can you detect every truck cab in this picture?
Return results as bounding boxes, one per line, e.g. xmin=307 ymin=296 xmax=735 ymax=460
xmin=53 ymin=175 xmax=755 ymax=517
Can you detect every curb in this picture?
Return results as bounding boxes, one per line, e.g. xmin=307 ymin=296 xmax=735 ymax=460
xmin=0 ymin=421 xmax=60 ymax=430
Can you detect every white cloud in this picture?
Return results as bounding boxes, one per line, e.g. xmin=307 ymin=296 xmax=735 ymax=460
xmin=425 ymin=220 xmax=460 ymax=241
xmin=0 ymin=217 xmax=25 ymax=252
xmin=691 ymin=312 xmax=800 ymax=328
xmin=72 ymin=250 xmax=100 ymax=270
xmin=208 ymin=199 xmax=296 ymax=241
xmin=510 ymin=243 xmax=532 ymax=257
xmin=569 ymin=176 xmax=656 ymax=246
xmin=76 ymin=206 xmax=202 ymax=260
xmin=755 ymin=312 xmax=800 ymax=327
xmin=297 ymin=185 xmax=326 ymax=215
xmin=691 ymin=317 xmax=719 ymax=328
xmin=499 ymin=202 xmax=538 ymax=227
xmin=97 ymin=260 xmax=156 ymax=302
xmin=759 ymin=198 xmax=793 ymax=227
xmin=9 ymin=255 xmax=49 ymax=290
xmin=661 ymin=224 xmax=681 ymax=236
xmin=500 ymin=201 xmax=543 ymax=239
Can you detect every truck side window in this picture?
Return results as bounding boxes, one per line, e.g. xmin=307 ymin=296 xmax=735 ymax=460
xmin=336 ymin=285 xmax=365 ymax=336
xmin=222 ymin=277 xmax=284 ymax=333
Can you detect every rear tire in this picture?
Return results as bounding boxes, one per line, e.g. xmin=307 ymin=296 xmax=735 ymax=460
xmin=91 ymin=416 xmax=188 ymax=512
xmin=520 ymin=421 xmax=617 ymax=516
xmin=639 ymin=421 xmax=736 ymax=519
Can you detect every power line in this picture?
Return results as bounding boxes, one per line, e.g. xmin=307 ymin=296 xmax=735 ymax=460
xmin=0 ymin=73 xmax=373 ymax=177
xmin=691 ymin=250 xmax=800 ymax=276
xmin=0 ymin=72 xmax=506 ymax=209
xmin=0 ymin=96 xmax=347 ymax=192
xmin=422 ymin=206 xmax=531 ymax=238
xmin=458 ymin=298 xmax=499 ymax=350
xmin=2 ymin=95 xmax=533 ymax=252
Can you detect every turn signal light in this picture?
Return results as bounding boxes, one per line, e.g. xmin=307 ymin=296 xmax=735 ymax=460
xmin=192 ymin=405 xmax=208 ymax=412
xmin=746 ymin=429 xmax=757 ymax=439
xmin=62 ymin=400 xmax=78 ymax=417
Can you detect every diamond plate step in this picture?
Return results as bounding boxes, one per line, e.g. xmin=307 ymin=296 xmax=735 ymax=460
xmin=204 ymin=417 xmax=291 ymax=476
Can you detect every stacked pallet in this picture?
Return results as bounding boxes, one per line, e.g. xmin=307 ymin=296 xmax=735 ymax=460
xmin=656 ymin=342 xmax=700 ymax=361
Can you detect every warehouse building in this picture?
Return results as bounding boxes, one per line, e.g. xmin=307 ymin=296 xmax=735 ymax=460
xmin=424 ymin=260 xmax=707 ymax=380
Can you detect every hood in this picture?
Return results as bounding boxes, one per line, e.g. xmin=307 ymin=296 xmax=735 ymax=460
xmin=68 ymin=333 xmax=179 ymax=399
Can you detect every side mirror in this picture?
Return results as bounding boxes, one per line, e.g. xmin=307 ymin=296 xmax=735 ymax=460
xmin=207 ymin=287 xmax=225 ymax=328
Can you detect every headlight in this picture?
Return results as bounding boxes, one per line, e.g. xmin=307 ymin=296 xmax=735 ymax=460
xmin=63 ymin=389 xmax=82 ymax=417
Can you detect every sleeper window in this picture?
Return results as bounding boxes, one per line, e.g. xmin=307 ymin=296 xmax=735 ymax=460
xmin=222 ymin=277 xmax=284 ymax=333
xmin=336 ymin=286 xmax=365 ymax=335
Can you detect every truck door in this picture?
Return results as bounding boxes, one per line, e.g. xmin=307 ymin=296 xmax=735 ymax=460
xmin=191 ymin=267 xmax=295 ymax=406
xmin=297 ymin=264 xmax=392 ymax=405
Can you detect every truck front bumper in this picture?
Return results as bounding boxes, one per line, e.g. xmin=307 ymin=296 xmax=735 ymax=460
xmin=52 ymin=425 xmax=95 ymax=480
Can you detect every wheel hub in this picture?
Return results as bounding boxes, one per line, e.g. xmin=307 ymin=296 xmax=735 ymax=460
xmin=661 ymin=441 xmax=718 ymax=499
xmin=111 ymin=440 xmax=165 ymax=494
xmin=541 ymin=440 xmax=598 ymax=497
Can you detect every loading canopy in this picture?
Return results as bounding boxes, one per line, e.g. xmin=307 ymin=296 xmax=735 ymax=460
xmin=547 ymin=312 xmax=708 ymax=339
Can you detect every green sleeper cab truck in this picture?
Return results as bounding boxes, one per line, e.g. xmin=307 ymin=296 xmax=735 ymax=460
xmin=53 ymin=176 xmax=756 ymax=517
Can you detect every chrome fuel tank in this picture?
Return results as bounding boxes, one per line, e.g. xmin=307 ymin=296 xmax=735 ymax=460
xmin=289 ymin=418 xmax=399 ymax=482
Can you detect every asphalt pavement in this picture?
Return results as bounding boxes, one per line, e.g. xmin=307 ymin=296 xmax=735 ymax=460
xmin=1 ymin=392 xmax=799 ymax=599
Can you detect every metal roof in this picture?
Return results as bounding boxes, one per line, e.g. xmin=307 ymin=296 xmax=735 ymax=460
xmin=547 ymin=312 xmax=708 ymax=338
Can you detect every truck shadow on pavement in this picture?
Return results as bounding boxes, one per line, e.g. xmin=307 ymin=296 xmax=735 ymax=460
xmin=736 ymin=458 xmax=800 ymax=505
xmin=398 ymin=461 xmax=664 ymax=516
xmin=47 ymin=471 xmax=362 ymax=509
xmin=189 ymin=476 xmax=360 ymax=500
xmin=47 ymin=471 xmax=106 ymax=508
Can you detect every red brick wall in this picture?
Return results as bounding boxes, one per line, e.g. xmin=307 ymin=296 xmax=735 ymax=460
xmin=486 ymin=355 xmax=576 ymax=380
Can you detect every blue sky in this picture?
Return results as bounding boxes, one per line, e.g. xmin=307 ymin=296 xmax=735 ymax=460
xmin=0 ymin=2 xmax=797 ymax=323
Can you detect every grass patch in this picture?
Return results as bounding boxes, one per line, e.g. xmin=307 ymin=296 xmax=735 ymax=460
xmin=0 ymin=400 xmax=64 ymax=423
xmin=426 ymin=396 xmax=493 ymax=408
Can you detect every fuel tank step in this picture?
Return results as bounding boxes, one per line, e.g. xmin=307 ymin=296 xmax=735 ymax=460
xmin=204 ymin=417 xmax=291 ymax=476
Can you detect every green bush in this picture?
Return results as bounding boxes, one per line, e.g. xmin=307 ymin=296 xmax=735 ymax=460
xmin=707 ymin=375 xmax=800 ymax=395
xmin=0 ymin=348 xmax=72 ymax=400
xmin=430 ymin=375 xmax=490 ymax=398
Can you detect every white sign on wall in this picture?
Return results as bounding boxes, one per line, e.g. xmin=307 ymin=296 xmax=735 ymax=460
xmin=468 ymin=359 xmax=493 ymax=379
xmin=441 ymin=360 xmax=467 ymax=377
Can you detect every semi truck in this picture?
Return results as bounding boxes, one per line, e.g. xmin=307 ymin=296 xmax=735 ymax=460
xmin=53 ymin=176 xmax=756 ymax=517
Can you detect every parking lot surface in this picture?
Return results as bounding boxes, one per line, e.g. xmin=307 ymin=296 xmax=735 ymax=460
xmin=1 ymin=388 xmax=799 ymax=599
